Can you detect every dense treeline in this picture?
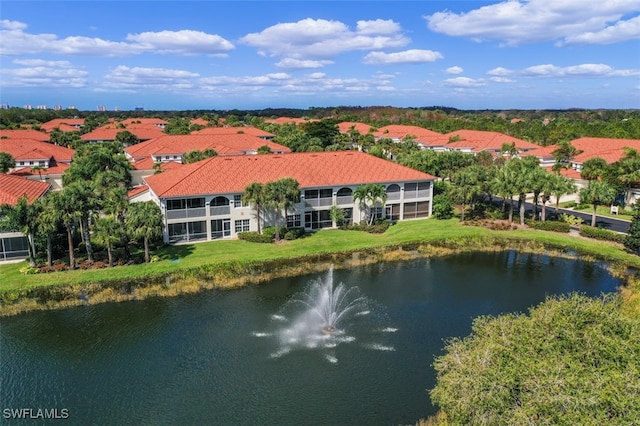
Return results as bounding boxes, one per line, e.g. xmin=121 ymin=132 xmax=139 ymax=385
xmin=2 ymin=107 xmax=640 ymax=143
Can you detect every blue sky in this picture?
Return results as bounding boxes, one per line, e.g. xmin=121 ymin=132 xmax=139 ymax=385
xmin=1 ymin=1 xmax=639 ymax=111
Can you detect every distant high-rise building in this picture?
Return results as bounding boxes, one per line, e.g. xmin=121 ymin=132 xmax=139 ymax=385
xmin=135 ymin=107 xmax=144 ymax=112
xmin=37 ymin=105 xmax=48 ymax=110
xmin=0 ymin=104 xmax=9 ymax=109
xmin=53 ymin=105 xmax=62 ymax=111
xmin=67 ymin=105 xmax=76 ymax=110
xmin=114 ymin=106 xmax=120 ymax=112
xmin=97 ymin=105 xmax=106 ymax=112
xmin=24 ymin=105 xmax=32 ymax=110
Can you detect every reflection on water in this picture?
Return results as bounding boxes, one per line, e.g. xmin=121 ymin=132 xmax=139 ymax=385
xmin=0 ymin=251 xmax=622 ymax=425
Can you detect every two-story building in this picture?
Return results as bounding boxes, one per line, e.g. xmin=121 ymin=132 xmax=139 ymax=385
xmin=143 ymin=151 xmax=435 ymax=244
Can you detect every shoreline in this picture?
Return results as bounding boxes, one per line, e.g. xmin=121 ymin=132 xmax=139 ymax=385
xmin=2 ymin=236 xmax=636 ymax=317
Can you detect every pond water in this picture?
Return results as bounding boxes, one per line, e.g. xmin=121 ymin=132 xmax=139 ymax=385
xmin=0 ymin=251 xmax=622 ymax=425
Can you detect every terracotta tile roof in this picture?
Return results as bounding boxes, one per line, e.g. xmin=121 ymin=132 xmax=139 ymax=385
xmin=569 ymin=137 xmax=640 ymax=164
xmin=130 ymin=157 xmax=184 ymax=171
xmin=190 ymin=118 xmax=210 ymax=126
xmin=0 ymin=129 xmax=50 ymax=142
xmin=81 ymin=125 xmax=166 ymax=142
xmin=0 ymin=139 xmax=75 ymax=163
xmin=192 ymin=126 xmax=275 ymax=139
xmin=144 ymin=151 xmax=435 ymax=198
xmin=374 ymin=125 xmax=442 ymax=141
xmin=126 ymin=134 xmax=290 ymax=162
xmin=9 ymin=161 xmax=69 ymax=176
xmin=444 ymin=130 xmax=539 ymax=151
xmin=544 ymin=166 xmax=583 ymax=180
xmin=338 ymin=122 xmax=374 ymax=134
xmin=40 ymin=118 xmax=85 ymax=132
xmin=119 ymin=118 xmax=168 ymax=127
xmin=0 ymin=173 xmax=51 ymax=205
xmin=128 ymin=185 xmax=149 ymax=198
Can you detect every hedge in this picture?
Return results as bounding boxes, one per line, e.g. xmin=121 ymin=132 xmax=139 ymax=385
xmin=579 ymin=226 xmax=626 ymax=243
xmin=526 ymin=220 xmax=571 ymax=233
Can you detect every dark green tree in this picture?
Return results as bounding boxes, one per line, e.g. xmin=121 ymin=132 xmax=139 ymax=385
xmin=114 ymin=130 xmax=140 ymax=147
xmin=126 ymin=201 xmax=164 ymax=263
xmin=580 ymin=180 xmax=617 ymax=227
xmin=431 ymin=293 xmax=640 ymax=425
xmin=243 ymin=182 xmax=266 ymax=234
xmin=624 ymin=204 xmax=640 ymax=255
xmin=0 ymin=152 xmax=15 ymax=172
xmin=264 ymin=178 xmax=300 ymax=241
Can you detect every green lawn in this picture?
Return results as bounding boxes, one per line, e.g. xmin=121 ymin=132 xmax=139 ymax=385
xmin=571 ymin=205 xmax=634 ymax=221
xmin=2 ymin=219 xmax=639 ymax=294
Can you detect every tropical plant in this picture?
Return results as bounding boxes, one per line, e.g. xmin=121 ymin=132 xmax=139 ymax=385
xmin=243 ymin=182 xmax=266 ymax=235
xmin=580 ymin=157 xmax=608 ymax=181
xmin=579 ymin=180 xmax=618 ymax=227
xmin=450 ymin=167 xmax=481 ymax=221
xmin=0 ymin=151 xmax=16 ymax=172
xmin=0 ymin=195 xmax=40 ymax=266
xmin=114 ymin=130 xmax=140 ymax=147
xmin=329 ymin=204 xmax=346 ymax=227
xmin=431 ymin=293 xmax=640 ymax=425
xmin=624 ymin=203 xmax=640 ymax=255
xmin=126 ymin=201 xmax=164 ymax=263
xmin=264 ymin=178 xmax=300 ymax=241
xmin=353 ymin=183 xmax=387 ymax=225
xmin=93 ymin=215 xmax=123 ymax=267
xmin=34 ymin=194 xmax=60 ymax=267
xmin=257 ymin=145 xmax=272 ymax=154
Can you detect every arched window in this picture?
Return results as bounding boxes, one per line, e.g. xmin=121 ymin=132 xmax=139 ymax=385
xmin=386 ymin=184 xmax=401 ymax=200
xmin=210 ymin=196 xmax=230 ymax=207
xmin=336 ymin=187 xmax=353 ymax=205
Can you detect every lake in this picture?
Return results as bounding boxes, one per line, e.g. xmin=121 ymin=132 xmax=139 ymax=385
xmin=0 ymin=251 xmax=622 ymax=425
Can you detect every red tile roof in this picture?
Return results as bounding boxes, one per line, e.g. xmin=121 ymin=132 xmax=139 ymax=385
xmin=569 ymin=137 xmax=640 ymax=164
xmin=0 ymin=173 xmax=51 ymax=205
xmin=9 ymin=161 xmax=69 ymax=177
xmin=128 ymin=185 xmax=149 ymax=198
xmin=40 ymin=118 xmax=85 ymax=132
xmin=444 ymin=130 xmax=539 ymax=151
xmin=0 ymin=129 xmax=50 ymax=142
xmin=144 ymin=151 xmax=435 ymax=198
xmin=338 ymin=122 xmax=374 ymax=134
xmin=0 ymin=139 xmax=75 ymax=163
xmin=126 ymin=134 xmax=290 ymax=163
xmin=265 ymin=117 xmax=319 ymax=125
xmin=81 ymin=125 xmax=166 ymax=142
xmin=119 ymin=118 xmax=168 ymax=127
xmin=374 ymin=125 xmax=442 ymax=141
xmin=190 ymin=118 xmax=210 ymax=127
xmin=192 ymin=126 xmax=275 ymax=139
xmin=129 ymin=157 xmax=184 ymax=171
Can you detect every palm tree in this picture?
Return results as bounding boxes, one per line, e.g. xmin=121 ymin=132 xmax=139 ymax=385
xmin=35 ymin=194 xmax=60 ymax=267
xmin=491 ymin=164 xmax=518 ymax=223
xmin=0 ymin=195 xmax=39 ymax=266
xmin=264 ymin=178 xmax=300 ymax=241
xmin=450 ymin=168 xmax=481 ymax=221
xmin=126 ymin=201 xmax=164 ymax=263
xmin=30 ymin=165 xmax=46 ymax=180
xmin=243 ymin=182 xmax=266 ymax=234
xmin=93 ymin=216 xmax=122 ymax=267
xmin=353 ymin=183 xmax=387 ymax=225
xmin=552 ymin=140 xmax=582 ymax=171
xmin=550 ymin=173 xmax=577 ymax=215
xmin=580 ymin=181 xmax=617 ymax=227
xmin=580 ymin=157 xmax=608 ymax=182
xmin=52 ymin=190 xmax=82 ymax=269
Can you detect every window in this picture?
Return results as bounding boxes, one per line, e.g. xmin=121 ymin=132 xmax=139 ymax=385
xmin=304 ymin=210 xmax=332 ymax=229
xmin=386 ymin=184 xmax=401 ymax=200
xmin=187 ymin=198 xmax=205 ymax=209
xmin=287 ymin=214 xmax=301 ymax=228
xmin=211 ymin=219 xmax=231 ymax=239
xmin=233 ymin=195 xmax=248 ymax=208
xmin=386 ymin=204 xmax=400 ymax=221
xmin=403 ymin=201 xmax=430 ymax=219
xmin=167 ymin=199 xmax=186 ymax=210
xmin=235 ymin=219 xmax=250 ymax=233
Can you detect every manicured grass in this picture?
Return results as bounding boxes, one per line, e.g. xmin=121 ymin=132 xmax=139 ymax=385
xmin=2 ymin=219 xmax=639 ymax=293
xmin=571 ymin=205 xmax=634 ymax=220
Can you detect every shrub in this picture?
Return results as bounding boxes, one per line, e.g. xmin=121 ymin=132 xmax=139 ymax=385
xmin=237 ymin=231 xmax=273 ymax=243
xmin=559 ymin=213 xmax=584 ymax=226
xmin=432 ymin=194 xmax=454 ymax=220
xmin=284 ymin=228 xmax=305 ymax=240
xmin=345 ymin=220 xmax=390 ymax=234
xmin=579 ymin=226 xmax=626 ymax=243
xmin=526 ymin=220 xmax=571 ymax=233
xmin=262 ymin=227 xmax=277 ymax=238
xmin=19 ymin=265 xmax=39 ymax=275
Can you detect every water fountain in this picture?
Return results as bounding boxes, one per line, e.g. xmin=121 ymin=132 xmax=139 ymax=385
xmin=253 ymin=266 xmax=396 ymax=362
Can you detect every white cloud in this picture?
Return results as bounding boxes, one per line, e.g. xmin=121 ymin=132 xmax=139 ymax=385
xmin=518 ymin=63 xmax=638 ymax=77
xmin=308 ymin=72 xmax=326 ymax=79
xmin=240 ymin=18 xmax=409 ymax=59
xmin=443 ymin=77 xmax=487 ymax=88
xmin=490 ymin=77 xmax=515 ymax=83
xmin=487 ymin=67 xmax=513 ymax=76
xmin=0 ymin=20 xmax=233 ymax=56
xmin=126 ymin=30 xmax=234 ymax=55
xmin=0 ymin=60 xmax=88 ymax=88
xmin=275 ymin=58 xmax=334 ymax=69
xmin=356 ymin=19 xmax=401 ymax=35
xmin=362 ymin=49 xmax=443 ymax=65
xmin=560 ymin=15 xmax=640 ymax=45
xmin=103 ymin=66 xmax=199 ymax=89
xmin=425 ymin=0 xmax=640 ymax=46
xmin=446 ymin=66 xmax=464 ymax=74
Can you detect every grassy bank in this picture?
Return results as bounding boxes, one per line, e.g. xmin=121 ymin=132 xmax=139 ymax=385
xmin=1 ymin=219 xmax=639 ymax=316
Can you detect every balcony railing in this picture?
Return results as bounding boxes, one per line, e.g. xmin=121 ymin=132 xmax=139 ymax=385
xmin=386 ymin=192 xmax=401 ymax=201
xmin=404 ymin=189 xmax=430 ymax=199
xmin=166 ymin=207 xmax=207 ymax=220
xmin=168 ymin=232 xmax=208 ymax=244
xmin=304 ymin=198 xmax=333 ymax=208
xmin=336 ymin=195 xmax=353 ymax=205
xmin=210 ymin=205 xmax=230 ymax=216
